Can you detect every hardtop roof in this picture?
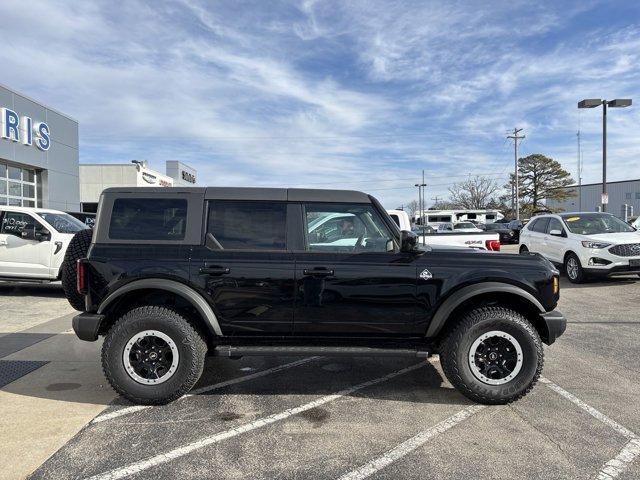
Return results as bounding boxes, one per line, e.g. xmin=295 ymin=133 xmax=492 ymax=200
xmin=101 ymin=187 xmax=372 ymax=203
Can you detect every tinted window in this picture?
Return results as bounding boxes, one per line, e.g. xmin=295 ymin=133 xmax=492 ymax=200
xmin=390 ymin=214 xmax=401 ymax=227
xmin=305 ymin=203 xmax=395 ymax=252
xmin=1 ymin=212 xmax=38 ymax=238
xmin=530 ymin=217 xmax=549 ymax=233
xmin=109 ymin=198 xmax=188 ymax=240
xmin=207 ymin=201 xmax=286 ymax=250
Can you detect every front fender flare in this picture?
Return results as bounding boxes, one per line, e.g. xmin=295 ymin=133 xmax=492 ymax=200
xmin=97 ymin=278 xmax=223 ymax=336
xmin=425 ymin=281 xmax=545 ymax=338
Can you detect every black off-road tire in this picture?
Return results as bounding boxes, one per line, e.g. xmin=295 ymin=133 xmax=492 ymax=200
xmin=102 ymin=306 xmax=207 ymax=405
xmin=61 ymin=228 xmax=93 ymax=311
xmin=439 ymin=306 xmax=543 ymax=405
xmin=519 ymin=245 xmax=529 ymax=254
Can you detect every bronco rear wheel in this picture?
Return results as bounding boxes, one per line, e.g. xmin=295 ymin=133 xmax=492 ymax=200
xmin=440 ymin=306 xmax=543 ymax=405
xmin=102 ymin=306 xmax=207 ymax=405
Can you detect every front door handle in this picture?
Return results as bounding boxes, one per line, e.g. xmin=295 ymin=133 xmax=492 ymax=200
xmin=199 ymin=266 xmax=230 ymax=276
xmin=303 ymin=268 xmax=335 ymax=277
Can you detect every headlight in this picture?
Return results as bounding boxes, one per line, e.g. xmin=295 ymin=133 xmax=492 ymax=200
xmin=581 ymin=241 xmax=611 ymax=249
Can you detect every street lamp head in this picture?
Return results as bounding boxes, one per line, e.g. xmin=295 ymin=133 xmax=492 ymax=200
xmin=578 ymin=99 xmax=602 ymax=108
xmin=607 ymin=99 xmax=632 ymax=108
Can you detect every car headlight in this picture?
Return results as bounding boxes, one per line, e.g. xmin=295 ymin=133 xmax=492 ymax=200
xmin=581 ymin=241 xmax=611 ymax=249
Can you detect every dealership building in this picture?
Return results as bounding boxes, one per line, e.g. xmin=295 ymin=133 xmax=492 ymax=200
xmin=1 ymin=83 xmax=198 ymax=213
xmin=547 ymin=178 xmax=640 ymax=220
xmin=1 ymin=84 xmax=80 ymax=210
xmin=79 ymin=160 xmax=197 ymax=212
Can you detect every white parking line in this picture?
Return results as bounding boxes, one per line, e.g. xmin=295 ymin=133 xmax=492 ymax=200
xmin=597 ymin=439 xmax=640 ymax=480
xmin=539 ymin=377 xmax=640 ymax=479
xmin=91 ymin=357 xmax=318 ymax=424
xmin=85 ymin=362 xmax=426 ymax=480
xmin=337 ymin=405 xmax=486 ymax=480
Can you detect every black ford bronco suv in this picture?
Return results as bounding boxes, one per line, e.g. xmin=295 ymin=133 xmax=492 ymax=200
xmin=65 ymin=187 xmax=566 ymax=405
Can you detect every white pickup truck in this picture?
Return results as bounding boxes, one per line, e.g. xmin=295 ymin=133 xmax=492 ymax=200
xmin=387 ymin=209 xmax=501 ymax=251
xmin=0 ymin=206 xmax=88 ymax=282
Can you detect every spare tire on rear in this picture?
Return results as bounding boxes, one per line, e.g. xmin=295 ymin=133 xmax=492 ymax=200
xmin=61 ymin=228 xmax=93 ymax=311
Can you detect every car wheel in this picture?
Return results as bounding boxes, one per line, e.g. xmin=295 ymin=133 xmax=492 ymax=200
xmin=565 ymin=253 xmax=586 ymax=283
xmin=102 ymin=306 xmax=207 ymax=405
xmin=519 ymin=245 xmax=529 ymax=254
xmin=61 ymin=228 xmax=93 ymax=311
xmin=440 ymin=306 xmax=543 ymax=405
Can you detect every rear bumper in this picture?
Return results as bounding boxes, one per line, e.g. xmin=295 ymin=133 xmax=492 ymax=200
xmin=72 ymin=312 xmax=105 ymax=342
xmin=539 ymin=310 xmax=566 ymax=345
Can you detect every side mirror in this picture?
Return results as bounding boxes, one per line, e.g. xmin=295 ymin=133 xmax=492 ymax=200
xmin=400 ymin=230 xmax=418 ymax=252
xmin=549 ymin=229 xmax=563 ymax=237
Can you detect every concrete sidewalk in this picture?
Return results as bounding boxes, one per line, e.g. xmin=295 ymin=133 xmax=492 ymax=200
xmin=0 ymin=310 xmax=115 ymax=479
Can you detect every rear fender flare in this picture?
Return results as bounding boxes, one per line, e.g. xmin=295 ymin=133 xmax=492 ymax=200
xmin=425 ymin=281 xmax=545 ymax=338
xmin=97 ymin=279 xmax=223 ymax=336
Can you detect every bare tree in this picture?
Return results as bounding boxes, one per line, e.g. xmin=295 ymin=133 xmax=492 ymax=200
xmin=448 ymin=175 xmax=500 ymax=209
xmin=404 ymin=199 xmax=420 ymax=217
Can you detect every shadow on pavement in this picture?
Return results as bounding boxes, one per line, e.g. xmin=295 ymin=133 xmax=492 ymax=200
xmin=2 ymin=355 xmax=465 ymax=407
xmin=0 ymin=282 xmax=66 ymax=298
xmin=559 ymin=275 xmax=639 ymax=289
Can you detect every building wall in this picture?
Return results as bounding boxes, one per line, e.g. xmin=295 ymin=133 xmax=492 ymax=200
xmin=0 ymin=84 xmax=79 ymax=210
xmin=547 ymin=179 xmax=640 ymax=219
xmin=165 ymin=160 xmax=197 ymax=186
xmin=80 ymin=163 xmax=174 ymax=211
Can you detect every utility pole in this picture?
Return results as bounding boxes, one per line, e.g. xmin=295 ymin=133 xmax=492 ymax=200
xmin=577 ymin=130 xmax=582 ymax=211
xmin=507 ymin=128 xmax=525 ymax=219
xmin=431 ymin=195 xmax=441 ymax=207
xmin=415 ymin=171 xmax=426 ymax=244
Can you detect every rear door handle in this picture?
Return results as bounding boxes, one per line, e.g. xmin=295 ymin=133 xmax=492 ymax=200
xmin=303 ymin=268 xmax=335 ymax=277
xmin=199 ymin=266 xmax=230 ymax=276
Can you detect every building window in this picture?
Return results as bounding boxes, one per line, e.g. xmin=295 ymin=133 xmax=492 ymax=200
xmin=636 ymin=192 xmax=640 ymax=200
xmin=0 ymin=161 xmax=37 ymax=207
xmin=626 ymin=193 xmax=632 ymax=199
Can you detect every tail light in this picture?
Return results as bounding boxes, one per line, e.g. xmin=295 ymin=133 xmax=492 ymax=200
xmin=485 ymin=239 xmax=501 ymax=251
xmin=76 ymin=260 xmax=87 ymax=294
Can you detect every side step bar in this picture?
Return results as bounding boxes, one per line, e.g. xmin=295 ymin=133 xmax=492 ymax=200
xmin=214 ymin=345 xmax=430 ymax=358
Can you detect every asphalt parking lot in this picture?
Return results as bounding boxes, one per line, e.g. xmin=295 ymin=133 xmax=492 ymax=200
xmin=1 ymin=249 xmax=640 ymax=480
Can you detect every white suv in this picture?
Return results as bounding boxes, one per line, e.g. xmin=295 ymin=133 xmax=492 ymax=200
xmin=0 ymin=206 xmax=87 ymax=282
xmin=519 ymin=212 xmax=640 ymax=283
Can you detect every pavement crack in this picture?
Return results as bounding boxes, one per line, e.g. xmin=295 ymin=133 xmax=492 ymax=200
xmin=508 ymin=405 xmax=572 ymax=461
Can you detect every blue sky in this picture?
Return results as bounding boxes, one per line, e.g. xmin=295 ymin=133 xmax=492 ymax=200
xmin=1 ymin=0 xmax=639 ymax=208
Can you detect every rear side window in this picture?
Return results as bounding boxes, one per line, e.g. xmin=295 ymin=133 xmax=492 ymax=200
xmin=109 ymin=198 xmax=188 ymax=240
xmin=207 ymin=201 xmax=286 ymax=250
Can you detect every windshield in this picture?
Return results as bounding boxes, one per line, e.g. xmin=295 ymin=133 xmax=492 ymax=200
xmin=37 ymin=212 xmax=87 ymax=234
xmin=562 ymin=214 xmax=635 ymax=235
xmin=454 ymin=222 xmax=476 ymax=229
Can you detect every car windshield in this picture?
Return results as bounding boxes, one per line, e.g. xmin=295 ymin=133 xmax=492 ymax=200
xmin=562 ymin=214 xmax=635 ymax=235
xmin=454 ymin=222 xmax=475 ymax=229
xmin=485 ymin=224 xmax=500 ymax=230
xmin=37 ymin=212 xmax=87 ymax=234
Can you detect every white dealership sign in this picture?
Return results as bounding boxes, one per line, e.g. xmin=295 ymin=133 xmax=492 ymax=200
xmin=1 ymin=107 xmax=50 ymax=151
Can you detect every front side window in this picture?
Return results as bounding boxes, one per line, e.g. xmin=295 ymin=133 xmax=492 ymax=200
xmin=454 ymin=222 xmax=475 ymax=230
xmin=546 ymin=218 xmax=564 ymax=234
xmin=207 ymin=201 xmax=286 ymax=250
xmin=38 ymin=212 xmax=86 ymax=234
xmin=305 ymin=203 xmax=395 ymax=252
xmin=1 ymin=212 xmax=36 ymax=238
xmin=109 ymin=198 xmax=188 ymax=240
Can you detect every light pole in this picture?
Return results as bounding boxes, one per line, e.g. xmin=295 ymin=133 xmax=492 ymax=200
xmin=578 ymin=98 xmax=632 ymax=212
xmin=414 ymin=181 xmax=426 ymax=243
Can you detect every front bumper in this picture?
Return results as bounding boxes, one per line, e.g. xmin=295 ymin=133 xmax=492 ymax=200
xmin=72 ymin=312 xmax=105 ymax=342
xmin=539 ymin=310 xmax=567 ymax=345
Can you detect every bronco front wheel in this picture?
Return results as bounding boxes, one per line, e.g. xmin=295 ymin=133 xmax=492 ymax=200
xmin=440 ymin=306 xmax=543 ymax=404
